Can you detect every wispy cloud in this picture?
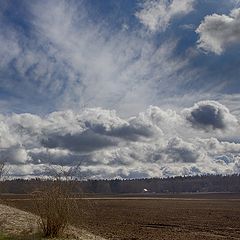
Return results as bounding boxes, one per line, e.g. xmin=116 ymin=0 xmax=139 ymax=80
xmin=135 ymin=0 xmax=195 ymax=32
xmin=0 ymin=0 xmax=193 ymax=116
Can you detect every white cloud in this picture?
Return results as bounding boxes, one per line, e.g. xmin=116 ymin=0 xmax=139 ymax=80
xmin=0 ymin=147 xmax=29 ymax=165
xmin=196 ymin=8 xmax=240 ymax=54
xmin=1 ymin=101 xmax=240 ymax=178
xmin=164 ymin=137 xmax=203 ymax=163
xmin=136 ymin=0 xmax=194 ymax=32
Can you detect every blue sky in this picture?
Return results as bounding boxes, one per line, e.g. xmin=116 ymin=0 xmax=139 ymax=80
xmin=0 ymin=0 xmax=239 ymax=116
xmin=0 ymin=0 xmax=240 ymax=178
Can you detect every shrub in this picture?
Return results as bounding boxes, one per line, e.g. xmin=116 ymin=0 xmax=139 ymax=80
xmin=33 ymin=180 xmax=71 ymax=238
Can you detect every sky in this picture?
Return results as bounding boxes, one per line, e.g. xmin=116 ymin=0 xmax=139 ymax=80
xmin=0 ymin=0 xmax=240 ymax=179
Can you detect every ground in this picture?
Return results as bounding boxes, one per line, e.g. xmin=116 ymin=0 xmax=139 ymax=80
xmin=0 ymin=203 xmax=106 ymax=240
xmin=2 ymin=193 xmax=240 ymax=240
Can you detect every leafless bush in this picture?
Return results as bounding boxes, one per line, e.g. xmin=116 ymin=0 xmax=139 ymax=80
xmin=0 ymin=160 xmax=8 ymax=181
xmin=33 ymin=180 xmax=70 ymax=238
xmin=0 ymin=160 xmax=8 ymax=197
xmin=32 ymin=166 xmax=80 ymax=238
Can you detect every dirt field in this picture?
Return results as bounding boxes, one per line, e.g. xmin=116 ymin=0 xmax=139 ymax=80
xmin=3 ymin=194 xmax=240 ymax=240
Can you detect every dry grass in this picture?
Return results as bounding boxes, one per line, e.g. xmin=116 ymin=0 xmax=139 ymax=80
xmin=0 ymin=204 xmax=106 ymax=240
xmin=0 ymin=204 xmax=39 ymax=238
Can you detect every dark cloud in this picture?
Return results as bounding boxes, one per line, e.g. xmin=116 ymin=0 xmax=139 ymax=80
xmin=28 ymin=149 xmax=92 ymax=166
xmin=107 ymin=124 xmax=155 ymax=141
xmin=184 ymin=101 xmax=238 ymax=130
xmin=41 ymin=115 xmax=156 ymax=153
xmin=85 ymin=119 xmax=155 ymax=141
xmin=41 ymin=129 xmax=118 ymax=152
xmin=188 ymin=104 xmax=225 ymax=129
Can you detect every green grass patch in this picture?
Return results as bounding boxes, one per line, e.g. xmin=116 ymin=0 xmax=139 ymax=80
xmin=0 ymin=232 xmax=44 ymax=240
xmin=0 ymin=232 xmax=16 ymax=240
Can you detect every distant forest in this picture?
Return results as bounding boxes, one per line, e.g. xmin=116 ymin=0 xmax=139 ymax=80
xmin=1 ymin=174 xmax=240 ymax=194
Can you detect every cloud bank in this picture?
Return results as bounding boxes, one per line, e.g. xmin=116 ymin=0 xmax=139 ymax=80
xmin=1 ymin=101 xmax=239 ymax=179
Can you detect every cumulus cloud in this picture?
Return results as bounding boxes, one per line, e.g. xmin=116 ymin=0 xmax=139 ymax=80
xmin=0 ymin=101 xmax=240 ymax=178
xmin=183 ymin=101 xmax=238 ymax=131
xmin=136 ymin=0 xmax=194 ymax=32
xmin=0 ymin=146 xmax=28 ymax=165
xmin=196 ymin=8 xmax=240 ymax=54
xmin=165 ymin=137 xmax=202 ymax=163
xmin=41 ymin=108 xmax=159 ymax=152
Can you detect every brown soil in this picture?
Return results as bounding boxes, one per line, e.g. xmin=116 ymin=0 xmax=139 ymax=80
xmin=3 ymin=194 xmax=240 ymax=240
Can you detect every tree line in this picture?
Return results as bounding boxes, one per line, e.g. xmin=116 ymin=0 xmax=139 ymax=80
xmin=1 ymin=174 xmax=240 ymax=194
